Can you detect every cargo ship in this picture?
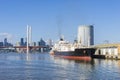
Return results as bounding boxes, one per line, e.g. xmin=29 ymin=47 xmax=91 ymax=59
xmin=50 ymin=38 xmax=96 ymax=60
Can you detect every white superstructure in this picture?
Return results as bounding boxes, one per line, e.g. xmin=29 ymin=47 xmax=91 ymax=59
xmin=54 ymin=39 xmax=73 ymax=52
xmin=50 ymin=37 xmax=79 ymax=54
xmin=78 ymin=25 xmax=94 ymax=47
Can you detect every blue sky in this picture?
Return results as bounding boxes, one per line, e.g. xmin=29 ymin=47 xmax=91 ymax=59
xmin=0 ymin=0 xmax=120 ymax=44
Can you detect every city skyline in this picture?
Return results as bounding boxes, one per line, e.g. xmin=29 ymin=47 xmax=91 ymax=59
xmin=0 ymin=0 xmax=120 ymax=44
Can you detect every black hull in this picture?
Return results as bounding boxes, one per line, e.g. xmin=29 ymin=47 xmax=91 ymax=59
xmin=53 ymin=48 xmax=96 ymax=58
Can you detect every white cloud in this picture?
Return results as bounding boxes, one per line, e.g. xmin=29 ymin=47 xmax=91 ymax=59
xmin=0 ymin=33 xmax=13 ymax=42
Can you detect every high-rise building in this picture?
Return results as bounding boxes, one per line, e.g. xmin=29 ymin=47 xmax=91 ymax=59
xmin=47 ymin=39 xmax=53 ymax=47
xmin=20 ymin=38 xmax=24 ymax=46
xmin=39 ymin=38 xmax=46 ymax=46
xmin=78 ymin=25 xmax=94 ymax=47
xmin=0 ymin=42 xmax=3 ymax=47
xmin=31 ymin=42 xmax=36 ymax=46
xmin=4 ymin=38 xmax=8 ymax=47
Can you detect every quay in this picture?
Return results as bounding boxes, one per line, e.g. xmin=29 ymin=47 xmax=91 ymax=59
xmin=93 ymin=43 xmax=120 ymax=59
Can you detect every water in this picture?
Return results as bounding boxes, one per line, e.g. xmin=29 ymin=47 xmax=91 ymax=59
xmin=0 ymin=52 xmax=120 ymax=80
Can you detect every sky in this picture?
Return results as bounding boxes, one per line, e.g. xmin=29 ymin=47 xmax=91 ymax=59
xmin=0 ymin=0 xmax=120 ymax=45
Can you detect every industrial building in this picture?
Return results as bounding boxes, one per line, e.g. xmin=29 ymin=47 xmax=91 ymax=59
xmin=93 ymin=43 xmax=120 ymax=59
xmin=78 ymin=25 xmax=94 ymax=47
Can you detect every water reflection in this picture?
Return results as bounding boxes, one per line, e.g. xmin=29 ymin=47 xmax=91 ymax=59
xmin=52 ymin=55 xmax=120 ymax=80
xmin=0 ymin=53 xmax=120 ymax=80
xmin=2 ymin=52 xmax=46 ymax=61
xmin=52 ymin=55 xmax=95 ymax=65
xmin=51 ymin=56 xmax=95 ymax=80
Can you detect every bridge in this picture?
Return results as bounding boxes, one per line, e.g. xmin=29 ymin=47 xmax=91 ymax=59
xmin=0 ymin=46 xmax=47 ymax=49
xmin=0 ymin=46 xmax=50 ymax=53
xmin=14 ymin=46 xmax=47 ymax=48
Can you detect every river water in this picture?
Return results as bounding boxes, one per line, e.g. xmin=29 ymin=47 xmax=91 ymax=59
xmin=0 ymin=52 xmax=120 ymax=80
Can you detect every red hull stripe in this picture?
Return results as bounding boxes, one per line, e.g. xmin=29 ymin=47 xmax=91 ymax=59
xmin=57 ymin=55 xmax=91 ymax=61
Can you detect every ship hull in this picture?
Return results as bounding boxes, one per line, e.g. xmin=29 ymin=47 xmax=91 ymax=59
xmin=52 ymin=48 xmax=96 ymax=60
